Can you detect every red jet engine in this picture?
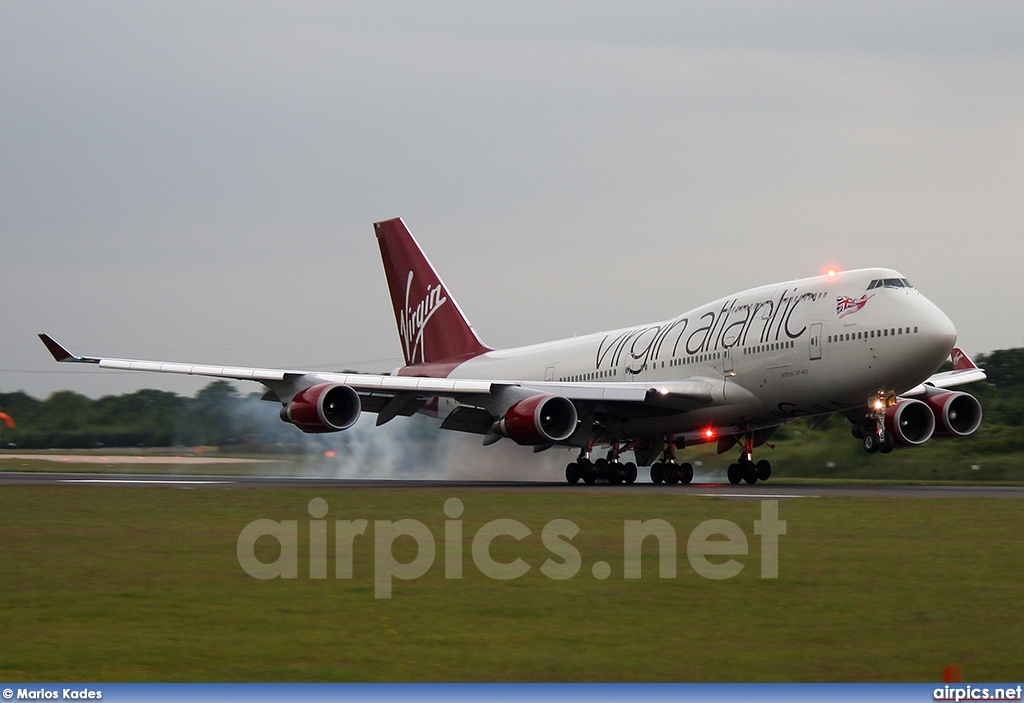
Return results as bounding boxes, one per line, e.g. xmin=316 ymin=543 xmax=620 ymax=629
xmin=499 ymin=395 xmax=578 ymax=445
xmin=281 ymin=383 xmax=361 ymax=433
xmin=884 ymin=398 xmax=936 ymax=446
xmin=925 ymin=390 xmax=983 ymax=437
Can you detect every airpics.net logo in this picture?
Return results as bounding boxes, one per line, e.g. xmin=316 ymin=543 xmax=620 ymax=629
xmin=236 ymin=498 xmax=787 ymax=598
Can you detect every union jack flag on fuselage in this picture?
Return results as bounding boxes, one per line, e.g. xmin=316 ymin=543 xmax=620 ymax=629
xmin=836 ymin=293 xmax=872 ymax=319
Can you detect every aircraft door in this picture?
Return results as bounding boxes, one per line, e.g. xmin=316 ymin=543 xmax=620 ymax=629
xmin=723 ymin=348 xmax=735 ymax=400
xmin=809 ymin=322 xmax=822 ymax=361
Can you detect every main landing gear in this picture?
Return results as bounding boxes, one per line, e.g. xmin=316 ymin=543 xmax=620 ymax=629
xmin=726 ymin=434 xmax=772 ymax=485
xmin=563 ymin=435 xmax=773 ymax=486
xmin=564 ymin=440 xmax=694 ymax=486
xmin=565 ymin=442 xmax=638 ymax=485
xmin=649 ymin=440 xmax=693 ymax=485
xmin=726 ymin=458 xmax=771 ymax=485
xmin=649 ymin=461 xmax=694 ymax=485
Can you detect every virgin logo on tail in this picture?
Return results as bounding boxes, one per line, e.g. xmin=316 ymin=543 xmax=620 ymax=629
xmin=400 ymin=271 xmax=448 ymax=364
xmin=376 ymin=217 xmax=491 ymax=369
xmin=951 ymin=347 xmax=978 ymax=371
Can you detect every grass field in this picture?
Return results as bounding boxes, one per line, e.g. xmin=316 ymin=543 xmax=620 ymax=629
xmin=1 ymin=482 xmax=1022 ymax=682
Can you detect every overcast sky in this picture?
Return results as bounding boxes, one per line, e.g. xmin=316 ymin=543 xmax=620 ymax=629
xmin=2 ymin=0 xmax=1022 ymax=400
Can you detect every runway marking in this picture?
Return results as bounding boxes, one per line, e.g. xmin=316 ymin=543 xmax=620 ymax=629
xmin=695 ymin=493 xmax=811 ymax=499
xmin=3 ymin=453 xmax=280 ymax=465
xmin=61 ymin=478 xmax=232 ymax=485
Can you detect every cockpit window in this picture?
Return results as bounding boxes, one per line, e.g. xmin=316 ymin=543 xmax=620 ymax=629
xmin=867 ymin=278 xmax=915 ymax=290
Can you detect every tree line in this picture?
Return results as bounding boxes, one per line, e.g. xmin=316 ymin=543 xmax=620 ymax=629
xmin=1 ymin=349 xmax=1022 ymax=452
xmin=0 ymin=381 xmax=292 ymax=449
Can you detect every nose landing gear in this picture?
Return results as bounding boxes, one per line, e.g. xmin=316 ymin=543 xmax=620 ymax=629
xmin=856 ymin=391 xmax=895 ymax=454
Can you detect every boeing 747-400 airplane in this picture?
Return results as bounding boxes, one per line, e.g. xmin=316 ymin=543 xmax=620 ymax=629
xmin=41 ymin=218 xmax=985 ymax=485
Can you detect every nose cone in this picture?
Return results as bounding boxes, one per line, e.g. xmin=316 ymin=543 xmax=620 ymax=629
xmin=915 ymin=308 xmax=958 ymax=375
xmin=924 ymin=309 xmax=957 ymax=355
xmin=876 ymin=289 xmax=960 ymax=393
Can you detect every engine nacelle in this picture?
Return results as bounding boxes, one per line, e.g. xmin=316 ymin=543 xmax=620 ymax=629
xmin=925 ymin=390 xmax=983 ymax=437
xmin=499 ymin=395 xmax=578 ymax=446
xmin=280 ymin=383 xmax=361 ymax=433
xmin=884 ymin=398 xmax=935 ymax=446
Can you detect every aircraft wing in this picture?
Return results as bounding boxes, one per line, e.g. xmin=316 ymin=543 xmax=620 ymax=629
xmin=38 ymin=334 xmax=718 ymax=424
xmin=40 ymin=333 xmax=494 ymax=397
xmin=902 ymin=347 xmax=986 ymax=397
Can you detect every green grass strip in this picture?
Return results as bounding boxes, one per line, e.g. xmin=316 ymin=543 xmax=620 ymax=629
xmin=1 ymin=486 xmax=1021 ymax=681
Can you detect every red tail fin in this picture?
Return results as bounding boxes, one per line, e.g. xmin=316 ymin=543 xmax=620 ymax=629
xmin=375 ymin=218 xmax=491 ymax=368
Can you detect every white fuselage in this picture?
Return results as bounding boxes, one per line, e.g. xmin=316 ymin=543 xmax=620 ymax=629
xmin=441 ymin=268 xmax=956 ymax=440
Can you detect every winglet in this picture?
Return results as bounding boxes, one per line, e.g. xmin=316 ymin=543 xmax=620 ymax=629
xmin=38 ymin=334 xmax=96 ymax=364
xmin=950 ymin=347 xmax=980 ymax=371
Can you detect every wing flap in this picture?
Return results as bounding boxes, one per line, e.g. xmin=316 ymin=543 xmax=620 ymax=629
xmin=98 ymin=358 xmax=290 ymax=382
xmin=439 ymin=406 xmax=495 ymax=434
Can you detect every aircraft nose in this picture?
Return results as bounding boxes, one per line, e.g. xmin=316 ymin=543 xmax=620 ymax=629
xmin=922 ymin=309 xmax=957 ymax=357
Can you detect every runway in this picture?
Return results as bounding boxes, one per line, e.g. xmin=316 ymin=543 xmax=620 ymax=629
xmin=1 ymin=471 xmax=1022 ymax=498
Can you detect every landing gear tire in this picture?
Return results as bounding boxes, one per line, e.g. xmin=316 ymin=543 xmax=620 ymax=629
xmin=879 ymin=430 xmax=894 ymax=454
xmin=565 ymin=462 xmax=580 ymax=485
xmin=756 ymin=459 xmax=771 ymax=481
xmin=864 ymin=432 xmax=879 ymax=454
xmin=680 ymin=462 xmax=694 ymax=484
xmin=580 ymin=459 xmax=596 ymax=485
xmin=624 ymin=462 xmax=638 ymax=484
xmin=608 ymin=462 xmax=623 ymax=485
xmin=742 ymin=460 xmax=759 ymax=484
xmin=664 ymin=463 xmax=680 ymax=484
xmin=727 ymin=463 xmax=742 ymax=485
xmin=650 ymin=462 xmax=665 ymax=484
